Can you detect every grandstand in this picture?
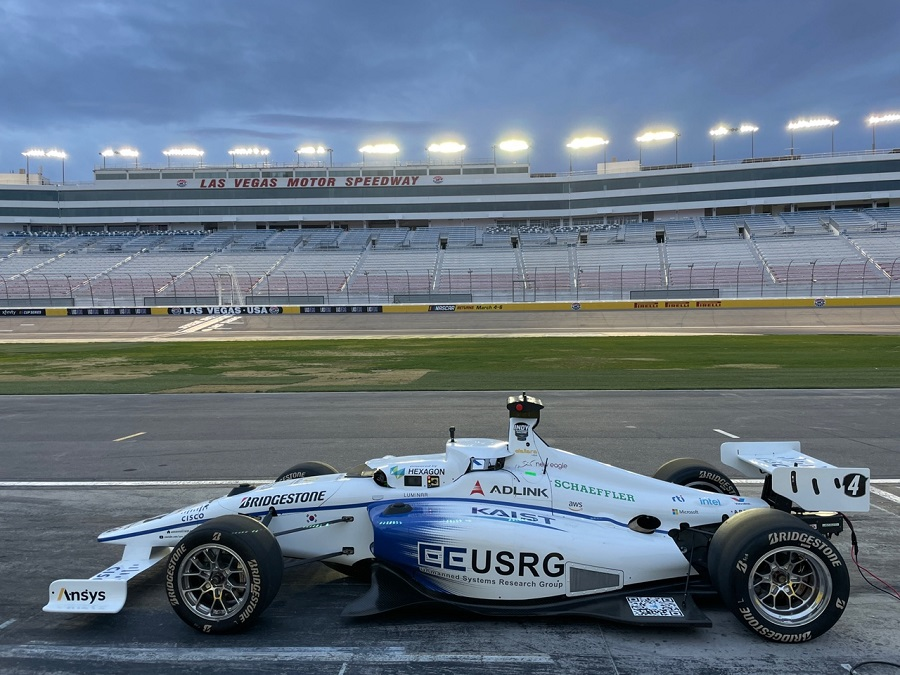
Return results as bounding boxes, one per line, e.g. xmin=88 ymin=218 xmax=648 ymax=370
xmin=1 ymin=150 xmax=899 ymax=306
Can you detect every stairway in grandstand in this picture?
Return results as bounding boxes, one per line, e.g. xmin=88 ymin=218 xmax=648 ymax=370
xmin=2 ymin=208 xmax=899 ymax=307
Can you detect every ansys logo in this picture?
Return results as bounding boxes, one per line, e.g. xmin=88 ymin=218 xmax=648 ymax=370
xmin=56 ymin=588 xmax=106 ymax=604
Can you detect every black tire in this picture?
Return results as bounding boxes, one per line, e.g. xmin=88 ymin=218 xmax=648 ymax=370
xmin=653 ymin=458 xmax=739 ymax=495
xmin=275 ymin=460 xmax=338 ymax=482
xmin=708 ymin=508 xmax=849 ymax=642
xmin=165 ymin=515 xmax=283 ymax=634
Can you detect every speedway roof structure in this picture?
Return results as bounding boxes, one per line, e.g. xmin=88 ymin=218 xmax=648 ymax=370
xmin=1 ymin=149 xmax=899 ymax=233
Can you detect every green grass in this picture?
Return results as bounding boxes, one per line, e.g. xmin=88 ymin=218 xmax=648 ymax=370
xmin=0 ymin=335 xmax=898 ymax=394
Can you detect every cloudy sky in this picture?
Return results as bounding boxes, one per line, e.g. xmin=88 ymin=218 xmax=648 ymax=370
xmin=2 ymin=0 xmax=900 ymax=181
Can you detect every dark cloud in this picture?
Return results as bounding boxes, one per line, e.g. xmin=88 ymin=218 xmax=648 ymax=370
xmin=2 ymin=0 xmax=900 ymax=179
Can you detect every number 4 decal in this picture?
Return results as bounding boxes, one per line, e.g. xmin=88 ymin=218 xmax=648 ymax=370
xmin=841 ymin=473 xmax=867 ymax=498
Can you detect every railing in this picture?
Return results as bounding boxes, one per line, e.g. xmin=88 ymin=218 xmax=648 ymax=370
xmin=1 ymin=257 xmax=897 ymax=307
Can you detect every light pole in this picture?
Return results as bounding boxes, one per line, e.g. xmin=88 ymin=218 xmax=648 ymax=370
xmin=710 ymin=124 xmax=758 ymax=161
xmin=494 ymin=139 xmax=529 ymax=166
xmin=787 ymin=117 xmax=839 ymax=156
xmin=100 ymin=147 xmax=139 ymax=169
xmin=868 ymin=113 xmax=900 ymax=152
xmin=709 ymin=126 xmax=729 ymax=162
xmin=296 ymin=145 xmax=333 ymax=167
xmin=635 ymin=130 xmax=677 ymax=166
xmin=163 ymin=147 xmax=204 ymax=168
xmin=359 ymin=143 xmax=400 ymax=165
xmin=566 ymin=136 xmax=609 ymax=172
xmin=22 ymin=148 xmax=67 ymax=183
xmin=228 ymin=146 xmax=270 ymax=166
xmin=427 ymin=141 xmax=466 ymax=167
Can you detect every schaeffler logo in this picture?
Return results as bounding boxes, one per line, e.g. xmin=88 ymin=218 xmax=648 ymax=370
xmin=514 ymin=423 xmax=529 ymax=441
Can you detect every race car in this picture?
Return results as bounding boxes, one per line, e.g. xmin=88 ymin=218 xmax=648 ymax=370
xmin=45 ymin=393 xmax=871 ymax=642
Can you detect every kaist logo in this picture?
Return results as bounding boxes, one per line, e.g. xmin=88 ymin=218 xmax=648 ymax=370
xmin=471 ymin=506 xmax=555 ymax=525
xmin=56 ymin=588 xmax=106 ymax=604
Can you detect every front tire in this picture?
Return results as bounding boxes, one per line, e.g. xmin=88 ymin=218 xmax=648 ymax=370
xmin=708 ymin=509 xmax=849 ymax=642
xmin=653 ymin=458 xmax=739 ymax=495
xmin=165 ymin=515 xmax=283 ymax=634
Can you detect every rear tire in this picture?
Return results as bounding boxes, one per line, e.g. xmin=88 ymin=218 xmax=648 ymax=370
xmin=166 ymin=515 xmax=283 ymax=634
xmin=708 ymin=509 xmax=849 ymax=642
xmin=653 ymin=458 xmax=739 ymax=495
xmin=275 ymin=460 xmax=338 ymax=482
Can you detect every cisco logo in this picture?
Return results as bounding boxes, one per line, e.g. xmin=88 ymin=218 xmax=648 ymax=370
xmin=176 ymin=179 xmax=188 ymax=187
xmin=432 ymin=176 xmax=444 ymax=184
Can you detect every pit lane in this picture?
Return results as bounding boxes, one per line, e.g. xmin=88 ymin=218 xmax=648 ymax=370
xmin=1 ymin=391 xmax=898 ymax=674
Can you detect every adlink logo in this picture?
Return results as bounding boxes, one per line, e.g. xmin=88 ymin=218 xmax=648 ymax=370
xmin=470 ymin=481 xmax=485 ymax=496
xmin=490 ymin=485 xmax=549 ymax=498
xmin=57 ymin=588 xmax=107 ymax=604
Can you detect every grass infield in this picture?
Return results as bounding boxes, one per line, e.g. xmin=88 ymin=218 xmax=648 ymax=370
xmin=0 ymin=335 xmax=898 ymax=394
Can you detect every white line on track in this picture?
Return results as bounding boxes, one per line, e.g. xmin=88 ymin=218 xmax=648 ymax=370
xmin=0 ymin=645 xmax=555 ymax=665
xmin=113 ymin=432 xmax=146 ymax=442
xmin=713 ymin=429 xmax=740 ymax=438
xmin=0 ymin=619 xmax=16 ymax=630
xmin=871 ymin=486 xmax=900 ymax=505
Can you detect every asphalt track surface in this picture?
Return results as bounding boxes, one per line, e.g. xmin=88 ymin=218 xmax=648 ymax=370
xmin=2 ymin=305 xmax=900 ymax=342
xmin=1 ymin=392 xmax=899 ymax=675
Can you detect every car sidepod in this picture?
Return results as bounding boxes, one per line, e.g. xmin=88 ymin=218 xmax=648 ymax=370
xmin=341 ymin=498 xmax=713 ymax=628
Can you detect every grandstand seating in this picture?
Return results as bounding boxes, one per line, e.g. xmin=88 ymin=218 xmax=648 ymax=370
xmin=3 ymin=208 xmax=900 ymax=305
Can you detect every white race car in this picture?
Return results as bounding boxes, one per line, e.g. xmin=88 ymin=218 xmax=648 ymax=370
xmin=45 ymin=394 xmax=870 ymax=642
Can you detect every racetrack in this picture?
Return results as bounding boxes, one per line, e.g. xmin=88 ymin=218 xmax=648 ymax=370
xmin=1 ymin=391 xmax=898 ymax=674
xmin=3 ymin=305 xmax=900 ymax=342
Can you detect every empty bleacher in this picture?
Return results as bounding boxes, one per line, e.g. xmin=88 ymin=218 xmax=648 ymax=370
xmin=3 ymin=211 xmax=900 ymax=305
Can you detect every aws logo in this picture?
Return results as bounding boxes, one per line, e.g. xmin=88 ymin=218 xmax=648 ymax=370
xmin=56 ymin=588 xmax=106 ymax=604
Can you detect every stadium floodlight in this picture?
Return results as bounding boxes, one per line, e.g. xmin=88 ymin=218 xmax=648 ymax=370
xmin=635 ymin=130 xmax=679 ymax=165
xmin=566 ymin=136 xmax=609 ymax=172
xmin=492 ymin=139 xmax=529 ymax=165
xmin=427 ymin=141 xmax=466 ymax=154
xmin=787 ymin=117 xmax=839 ymax=155
xmin=739 ymin=124 xmax=759 ymax=158
xmin=163 ymin=147 xmax=204 ymax=167
xmin=359 ymin=143 xmax=400 ymax=165
xmin=497 ymin=139 xmax=529 ymax=152
xmin=709 ymin=126 xmax=730 ymax=162
xmin=100 ymin=147 xmax=139 ymax=168
xmin=867 ymin=113 xmax=900 ymax=151
xmin=22 ymin=148 xmax=67 ymax=184
xmin=427 ymin=141 xmax=466 ymax=166
xmin=228 ymin=146 xmax=270 ymax=166
xmin=296 ymin=145 xmax=333 ymax=166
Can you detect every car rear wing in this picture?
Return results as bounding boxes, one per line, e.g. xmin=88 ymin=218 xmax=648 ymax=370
xmin=721 ymin=441 xmax=870 ymax=513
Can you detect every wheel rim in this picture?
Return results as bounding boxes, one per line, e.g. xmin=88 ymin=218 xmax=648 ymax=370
xmin=178 ymin=544 xmax=250 ymax=621
xmin=748 ymin=545 xmax=832 ymax=627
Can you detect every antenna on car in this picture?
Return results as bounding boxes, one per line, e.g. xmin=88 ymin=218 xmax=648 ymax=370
xmin=449 ymin=426 xmax=456 ymax=443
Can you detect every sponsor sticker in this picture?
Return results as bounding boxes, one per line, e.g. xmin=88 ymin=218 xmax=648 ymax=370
xmin=627 ymin=596 xmax=684 ymax=617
